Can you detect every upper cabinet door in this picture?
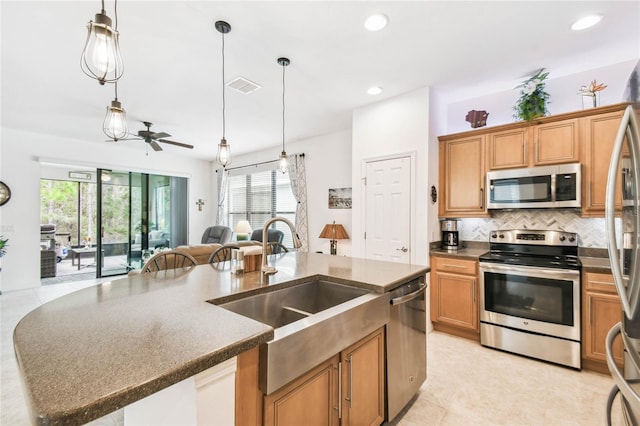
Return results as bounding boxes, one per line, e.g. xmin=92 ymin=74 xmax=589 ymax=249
xmin=487 ymin=128 xmax=528 ymax=170
xmin=582 ymin=110 xmax=624 ymax=216
xmin=438 ymin=135 xmax=488 ymax=217
xmin=532 ymin=118 xmax=580 ymax=165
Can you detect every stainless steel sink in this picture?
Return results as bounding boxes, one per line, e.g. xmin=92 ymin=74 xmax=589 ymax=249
xmin=219 ymin=280 xmax=369 ymax=328
xmin=216 ymin=279 xmax=390 ymax=394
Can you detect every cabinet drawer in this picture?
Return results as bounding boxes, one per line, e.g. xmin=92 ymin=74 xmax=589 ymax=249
xmin=432 ymin=257 xmax=477 ymax=275
xmin=584 ymin=271 xmax=616 ymax=293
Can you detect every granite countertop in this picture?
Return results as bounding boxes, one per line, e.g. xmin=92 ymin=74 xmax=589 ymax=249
xmin=13 ymin=252 xmax=428 ymax=425
xmin=580 ymin=256 xmax=612 ymax=273
xmin=429 ymin=241 xmax=489 ymax=260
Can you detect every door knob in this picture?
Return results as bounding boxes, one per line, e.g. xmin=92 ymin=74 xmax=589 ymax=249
xmin=397 ymin=247 xmax=408 ymax=253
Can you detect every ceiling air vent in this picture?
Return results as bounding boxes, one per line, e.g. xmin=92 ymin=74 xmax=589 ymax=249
xmin=227 ymin=77 xmax=262 ymax=94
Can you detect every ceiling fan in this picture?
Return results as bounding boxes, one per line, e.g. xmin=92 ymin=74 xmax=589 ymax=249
xmin=115 ymin=121 xmax=194 ymax=151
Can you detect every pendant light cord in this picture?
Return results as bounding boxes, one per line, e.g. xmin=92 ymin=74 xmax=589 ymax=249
xmin=282 ymin=62 xmax=286 ymax=152
xmin=114 ymin=0 xmax=118 ymax=30
xmin=114 ymin=81 xmax=119 ymax=101
xmin=221 ymin=31 xmax=226 ymax=139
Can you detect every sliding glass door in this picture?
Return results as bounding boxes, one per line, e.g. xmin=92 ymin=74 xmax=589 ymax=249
xmin=97 ymin=170 xmax=188 ymax=277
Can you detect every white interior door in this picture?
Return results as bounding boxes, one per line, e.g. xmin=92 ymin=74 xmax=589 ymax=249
xmin=364 ymin=156 xmax=411 ymax=263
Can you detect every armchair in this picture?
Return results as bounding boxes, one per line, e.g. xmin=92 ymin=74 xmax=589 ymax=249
xmin=201 ymin=226 xmax=232 ymax=245
xmin=250 ymin=229 xmax=285 ymax=254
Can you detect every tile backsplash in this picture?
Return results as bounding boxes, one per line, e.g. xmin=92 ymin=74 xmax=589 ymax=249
xmin=458 ymin=209 xmax=608 ymax=248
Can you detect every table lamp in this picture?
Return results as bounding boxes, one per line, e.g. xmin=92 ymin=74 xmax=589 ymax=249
xmin=235 ymin=220 xmax=252 ymax=241
xmin=319 ymin=221 xmax=349 ymax=255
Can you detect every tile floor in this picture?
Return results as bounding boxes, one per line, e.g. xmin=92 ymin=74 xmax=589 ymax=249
xmin=1 ymin=279 xmax=626 ymax=425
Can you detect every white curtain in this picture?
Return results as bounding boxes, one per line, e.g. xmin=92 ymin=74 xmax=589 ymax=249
xmin=288 ymin=154 xmax=309 ymax=251
xmin=216 ymin=169 xmax=229 ymax=225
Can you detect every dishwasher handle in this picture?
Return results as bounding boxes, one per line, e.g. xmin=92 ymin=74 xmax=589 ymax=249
xmin=390 ymin=283 xmax=427 ymax=305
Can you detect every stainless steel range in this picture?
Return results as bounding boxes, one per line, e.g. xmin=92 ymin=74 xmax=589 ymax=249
xmin=478 ymin=229 xmax=581 ymax=369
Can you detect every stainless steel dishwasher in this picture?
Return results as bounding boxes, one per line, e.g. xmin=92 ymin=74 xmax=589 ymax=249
xmin=386 ymin=276 xmax=427 ymax=422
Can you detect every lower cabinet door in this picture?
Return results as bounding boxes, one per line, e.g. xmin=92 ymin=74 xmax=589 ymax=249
xmin=341 ymin=328 xmax=385 ymax=426
xmin=263 ymin=355 xmax=339 ymax=426
xmin=584 ymin=291 xmax=624 ymax=364
xmin=432 ymin=271 xmax=478 ymax=331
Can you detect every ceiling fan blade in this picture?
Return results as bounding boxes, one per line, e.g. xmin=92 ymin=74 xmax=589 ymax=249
xmin=151 ymin=131 xmax=171 ymax=139
xmin=138 ymin=130 xmax=153 ymax=138
xmin=150 ymin=141 xmax=163 ymax=151
xmin=158 ymin=139 xmax=194 ymax=149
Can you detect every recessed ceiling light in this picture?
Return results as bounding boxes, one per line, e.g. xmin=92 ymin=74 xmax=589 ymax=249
xmin=364 ymin=14 xmax=388 ymax=31
xmin=367 ymin=86 xmax=383 ymax=95
xmin=571 ymin=14 xmax=603 ymax=31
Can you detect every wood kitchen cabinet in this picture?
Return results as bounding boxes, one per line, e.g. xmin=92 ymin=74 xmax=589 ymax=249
xmin=438 ymin=135 xmax=488 ymax=218
xmin=486 ymin=127 xmax=529 ymax=170
xmin=486 ymin=119 xmax=579 ymax=170
xmin=340 ymin=328 xmax=385 ymax=426
xmin=263 ymin=328 xmax=385 ymax=426
xmin=430 ymin=256 xmax=479 ymax=341
xmin=531 ymin=118 xmax=580 ymax=165
xmin=263 ymin=355 xmax=340 ymax=426
xmin=582 ymin=271 xmax=624 ymax=374
xmin=581 ymin=109 xmax=625 ymax=217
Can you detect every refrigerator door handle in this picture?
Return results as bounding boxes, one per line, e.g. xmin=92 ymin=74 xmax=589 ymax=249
xmin=606 ymin=385 xmax=620 ymax=426
xmin=606 ymin=323 xmax=640 ymax=416
xmin=606 ymin=105 xmax=640 ymax=319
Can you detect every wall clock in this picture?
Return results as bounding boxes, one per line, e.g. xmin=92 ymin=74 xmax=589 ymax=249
xmin=0 ymin=181 xmax=11 ymax=206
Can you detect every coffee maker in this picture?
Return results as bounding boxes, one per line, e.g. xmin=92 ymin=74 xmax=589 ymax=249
xmin=440 ymin=219 xmax=460 ymax=251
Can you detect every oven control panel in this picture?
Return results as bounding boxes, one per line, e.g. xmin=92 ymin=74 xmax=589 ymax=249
xmin=489 ymin=229 xmax=578 ymax=246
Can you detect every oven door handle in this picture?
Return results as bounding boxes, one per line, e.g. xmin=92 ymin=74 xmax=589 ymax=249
xmin=479 ymin=263 xmax=579 ymax=277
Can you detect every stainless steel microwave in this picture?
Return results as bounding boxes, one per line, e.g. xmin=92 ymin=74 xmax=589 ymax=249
xmin=486 ymin=163 xmax=581 ymax=209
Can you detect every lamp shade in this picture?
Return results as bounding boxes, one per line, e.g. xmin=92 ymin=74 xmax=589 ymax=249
xmin=235 ymin=220 xmax=252 ymax=234
xmin=319 ymin=222 xmax=349 ymax=240
xmin=80 ymin=12 xmax=124 ymax=85
xmin=103 ymin=99 xmax=128 ymax=140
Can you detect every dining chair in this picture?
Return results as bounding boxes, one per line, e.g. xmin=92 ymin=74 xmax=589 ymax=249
xmin=207 ymin=244 xmax=240 ymax=266
xmin=141 ymin=250 xmax=197 ymax=273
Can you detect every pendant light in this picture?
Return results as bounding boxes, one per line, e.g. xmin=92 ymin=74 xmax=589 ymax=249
xmin=103 ymin=81 xmax=128 ymax=140
xmin=215 ymin=20 xmax=232 ymax=167
xmin=277 ymin=57 xmax=290 ymax=174
xmin=81 ymin=0 xmax=124 ymax=85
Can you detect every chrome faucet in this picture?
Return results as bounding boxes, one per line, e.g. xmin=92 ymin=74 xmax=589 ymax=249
xmin=261 ymin=217 xmax=302 ymax=276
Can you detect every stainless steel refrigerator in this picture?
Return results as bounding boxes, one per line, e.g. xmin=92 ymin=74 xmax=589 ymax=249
xmin=605 ymin=76 xmax=640 ymax=423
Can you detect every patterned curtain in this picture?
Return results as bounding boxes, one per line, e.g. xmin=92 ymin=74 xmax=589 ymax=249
xmin=288 ymin=154 xmax=309 ymax=251
xmin=216 ymin=169 xmax=229 ymax=225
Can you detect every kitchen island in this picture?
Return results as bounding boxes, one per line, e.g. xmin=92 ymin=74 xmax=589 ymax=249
xmin=13 ymin=252 xmax=428 ymax=425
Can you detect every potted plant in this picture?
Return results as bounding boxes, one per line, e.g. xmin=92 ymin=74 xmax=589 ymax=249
xmin=0 ymin=236 xmax=8 ymax=258
xmin=513 ymin=68 xmax=550 ymax=121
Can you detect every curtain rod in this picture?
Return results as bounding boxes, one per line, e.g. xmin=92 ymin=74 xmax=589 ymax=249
xmin=216 ymin=153 xmax=305 ymax=173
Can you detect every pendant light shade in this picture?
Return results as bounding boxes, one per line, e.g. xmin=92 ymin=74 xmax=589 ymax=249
xmin=277 ymin=57 xmax=290 ymax=174
xmin=103 ymin=83 xmax=128 ymax=140
xmin=81 ymin=1 xmax=123 ymax=85
xmin=215 ymin=20 xmax=232 ymax=167
xmin=217 ymin=138 xmax=231 ymax=167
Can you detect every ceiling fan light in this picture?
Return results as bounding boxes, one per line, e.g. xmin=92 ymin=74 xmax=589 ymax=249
xmin=103 ymin=99 xmax=128 ymax=140
xmin=217 ymin=138 xmax=231 ymax=167
xmin=81 ymin=11 xmax=124 ymax=85
xmin=278 ymin=151 xmax=289 ymax=174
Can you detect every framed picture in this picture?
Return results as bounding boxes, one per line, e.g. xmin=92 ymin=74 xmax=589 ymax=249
xmin=328 ymin=187 xmax=352 ymax=209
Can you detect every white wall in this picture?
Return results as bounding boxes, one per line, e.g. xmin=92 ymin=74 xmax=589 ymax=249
xmin=445 ymin=59 xmax=638 ymax=134
xmin=216 ymin=129 xmax=353 ymax=255
xmin=0 ymin=129 xmax=213 ymax=292
xmin=352 ymin=87 xmax=430 ymax=266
